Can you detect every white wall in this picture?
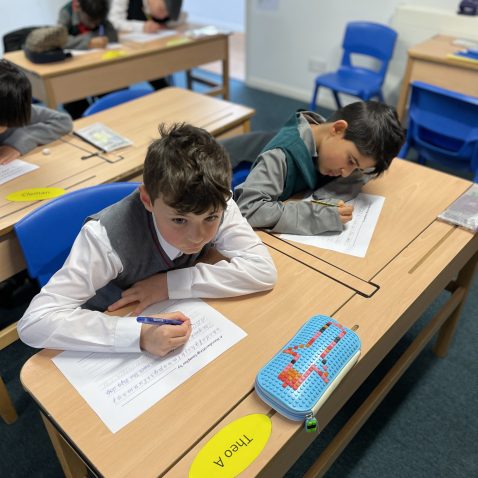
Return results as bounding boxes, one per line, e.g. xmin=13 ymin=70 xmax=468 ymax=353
xmin=183 ymin=0 xmax=245 ymax=32
xmin=246 ymin=0 xmax=478 ymax=109
xmin=0 ymin=0 xmax=65 ymax=55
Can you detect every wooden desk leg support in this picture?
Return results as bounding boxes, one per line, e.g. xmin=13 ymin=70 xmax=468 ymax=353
xmin=434 ymin=248 xmax=478 ymax=358
xmin=302 ymin=251 xmax=478 ymax=478
xmin=41 ymin=413 xmax=88 ymax=478
xmin=0 ymin=375 xmax=17 ymax=424
xmin=0 ymin=322 xmax=20 ymax=424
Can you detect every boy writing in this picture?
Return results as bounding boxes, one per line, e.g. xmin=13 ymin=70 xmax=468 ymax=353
xmin=58 ymin=0 xmax=118 ymax=50
xmin=231 ymin=101 xmax=404 ymax=235
xmin=18 ymin=123 xmax=277 ymax=357
xmin=0 ymin=59 xmax=73 ymax=165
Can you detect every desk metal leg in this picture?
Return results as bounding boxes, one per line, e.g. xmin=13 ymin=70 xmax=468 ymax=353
xmin=41 ymin=413 xmax=88 ymax=478
xmin=434 ymin=249 xmax=478 ymax=358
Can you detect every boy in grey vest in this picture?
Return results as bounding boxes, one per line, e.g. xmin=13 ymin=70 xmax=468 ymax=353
xmin=228 ymin=101 xmax=404 ymax=235
xmin=18 ymin=123 xmax=277 ymax=357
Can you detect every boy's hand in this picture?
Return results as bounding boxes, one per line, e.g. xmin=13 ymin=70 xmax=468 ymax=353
xmin=143 ymin=20 xmax=161 ymax=33
xmin=107 ymin=273 xmax=168 ymax=315
xmin=139 ymin=312 xmax=191 ymax=357
xmin=0 ymin=145 xmax=21 ymax=165
xmin=338 ymin=200 xmax=354 ymax=224
xmin=89 ymin=36 xmax=108 ymax=49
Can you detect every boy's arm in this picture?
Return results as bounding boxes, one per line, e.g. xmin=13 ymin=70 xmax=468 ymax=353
xmin=2 ymin=105 xmax=73 ymax=155
xmin=313 ymin=170 xmax=370 ymax=203
xmin=167 ymin=199 xmax=277 ymax=299
xmin=235 ymin=150 xmax=343 ymax=235
xmin=17 ymin=221 xmax=142 ymax=353
xmin=108 ymin=0 xmax=146 ymax=33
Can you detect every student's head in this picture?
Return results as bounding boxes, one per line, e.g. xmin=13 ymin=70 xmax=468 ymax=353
xmin=140 ymin=123 xmax=232 ymax=254
xmin=147 ymin=0 xmax=183 ymax=21
xmin=316 ymin=101 xmax=404 ymax=178
xmin=0 ymin=59 xmax=32 ymax=133
xmin=78 ymin=0 xmax=109 ymax=29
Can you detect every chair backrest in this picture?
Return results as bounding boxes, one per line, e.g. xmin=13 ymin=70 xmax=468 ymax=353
xmin=82 ymin=87 xmax=153 ymax=117
xmin=407 ymin=81 xmax=478 ymax=166
xmin=14 ymin=182 xmax=140 ymax=286
xmin=341 ymin=21 xmax=397 ymax=76
xmin=3 ymin=26 xmax=46 ymax=52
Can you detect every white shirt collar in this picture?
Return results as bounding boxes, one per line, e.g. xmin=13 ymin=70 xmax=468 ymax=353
xmin=151 ymin=213 xmax=183 ymax=260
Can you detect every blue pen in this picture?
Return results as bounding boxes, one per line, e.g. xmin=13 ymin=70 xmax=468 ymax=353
xmin=136 ymin=316 xmax=183 ymax=326
xmin=99 ymin=24 xmax=105 ymax=36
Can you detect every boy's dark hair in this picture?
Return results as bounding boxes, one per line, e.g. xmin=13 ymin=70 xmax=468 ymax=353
xmin=0 ymin=59 xmax=32 ymax=127
xmin=143 ymin=123 xmax=232 ymax=214
xmin=328 ymin=101 xmax=405 ymax=176
xmin=79 ymin=0 xmax=109 ymax=22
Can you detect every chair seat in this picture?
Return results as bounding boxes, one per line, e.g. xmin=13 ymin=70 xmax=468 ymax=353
xmin=315 ymin=67 xmax=383 ymax=98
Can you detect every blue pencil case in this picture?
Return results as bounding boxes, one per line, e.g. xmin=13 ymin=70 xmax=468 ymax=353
xmin=255 ymin=315 xmax=361 ymax=432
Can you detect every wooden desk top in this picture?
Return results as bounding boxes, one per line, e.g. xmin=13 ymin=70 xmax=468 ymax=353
xmin=3 ymin=25 xmax=228 ymax=78
xmin=20 ymin=247 xmax=354 ymax=478
xmin=260 ymin=160 xmax=472 ymax=285
xmin=0 ymin=87 xmax=254 ymax=237
xmin=408 ymin=35 xmax=478 ymax=70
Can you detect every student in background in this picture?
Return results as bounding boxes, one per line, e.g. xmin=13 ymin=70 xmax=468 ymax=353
xmin=58 ymin=0 xmax=118 ymax=50
xmin=58 ymin=0 xmax=118 ymax=118
xmin=231 ymin=102 xmax=404 ymax=235
xmin=0 ymin=59 xmax=73 ymax=165
xmin=109 ymin=0 xmax=184 ymax=89
xmin=18 ymin=123 xmax=276 ymax=357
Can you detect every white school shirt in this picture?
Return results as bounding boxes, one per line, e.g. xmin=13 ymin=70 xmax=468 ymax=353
xmin=18 ymin=198 xmax=276 ymax=353
xmin=108 ymin=0 xmax=149 ymax=33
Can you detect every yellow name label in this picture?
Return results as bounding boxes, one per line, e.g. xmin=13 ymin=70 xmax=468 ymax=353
xmin=189 ymin=414 xmax=272 ymax=478
xmin=7 ymin=187 xmax=66 ymax=202
xmin=102 ymin=50 xmax=128 ymax=60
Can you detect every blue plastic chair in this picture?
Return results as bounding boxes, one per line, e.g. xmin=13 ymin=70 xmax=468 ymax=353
xmin=14 ymin=182 xmax=140 ymax=286
xmin=82 ymin=87 xmax=153 ymax=117
xmin=232 ymin=161 xmax=252 ymax=190
xmin=309 ymin=21 xmax=397 ymax=110
xmin=399 ymin=81 xmax=478 ymax=182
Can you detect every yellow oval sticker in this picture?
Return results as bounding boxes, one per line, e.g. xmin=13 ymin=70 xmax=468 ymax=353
xmin=189 ymin=414 xmax=271 ymax=478
xmin=6 ymin=187 xmax=66 ymax=202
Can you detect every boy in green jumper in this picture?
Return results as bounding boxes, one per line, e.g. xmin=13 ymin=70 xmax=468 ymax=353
xmin=231 ymin=101 xmax=404 ymax=235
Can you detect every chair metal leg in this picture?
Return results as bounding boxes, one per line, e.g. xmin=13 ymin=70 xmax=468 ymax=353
xmin=309 ymin=84 xmax=320 ymax=111
xmin=332 ymin=91 xmax=342 ymax=109
xmin=0 ymin=375 xmax=17 ymax=424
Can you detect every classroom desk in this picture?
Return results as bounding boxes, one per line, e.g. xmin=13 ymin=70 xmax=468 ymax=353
xmin=20 ymin=162 xmax=478 ymax=477
xmin=396 ymin=35 xmax=478 ymax=122
xmin=3 ymin=25 xmax=230 ymax=108
xmin=258 ymin=160 xmax=473 ymax=293
xmin=0 ymin=87 xmax=254 ymax=284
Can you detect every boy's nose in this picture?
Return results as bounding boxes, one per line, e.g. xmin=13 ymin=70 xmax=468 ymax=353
xmin=340 ymin=165 xmax=355 ymax=177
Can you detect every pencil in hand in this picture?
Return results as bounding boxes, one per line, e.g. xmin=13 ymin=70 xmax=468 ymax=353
xmin=310 ymin=199 xmax=339 ymax=207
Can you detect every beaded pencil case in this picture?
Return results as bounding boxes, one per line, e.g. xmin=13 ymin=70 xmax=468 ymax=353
xmin=255 ymin=315 xmax=361 ymax=432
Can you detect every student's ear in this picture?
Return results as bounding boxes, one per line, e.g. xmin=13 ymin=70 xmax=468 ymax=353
xmin=139 ymin=184 xmax=154 ymax=212
xmin=330 ymin=120 xmax=348 ymax=136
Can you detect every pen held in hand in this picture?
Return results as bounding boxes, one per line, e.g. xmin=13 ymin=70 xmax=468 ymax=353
xmin=311 ymin=199 xmax=340 ymax=207
xmin=136 ymin=316 xmax=183 ymax=326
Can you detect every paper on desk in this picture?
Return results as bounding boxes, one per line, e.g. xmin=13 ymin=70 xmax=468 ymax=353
xmin=280 ymin=193 xmax=385 ymax=257
xmin=119 ymin=30 xmax=176 ymax=43
xmin=0 ymin=159 xmax=38 ymax=186
xmin=52 ymin=299 xmax=247 ymax=433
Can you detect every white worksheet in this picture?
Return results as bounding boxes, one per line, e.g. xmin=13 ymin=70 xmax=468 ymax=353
xmin=280 ymin=193 xmax=385 ymax=257
xmin=52 ymin=299 xmax=246 ymax=433
xmin=0 ymin=159 xmax=38 ymax=186
xmin=119 ymin=30 xmax=176 ymax=43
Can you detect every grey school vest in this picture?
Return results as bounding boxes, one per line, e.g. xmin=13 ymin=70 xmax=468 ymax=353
xmin=85 ymin=190 xmax=211 ymax=311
